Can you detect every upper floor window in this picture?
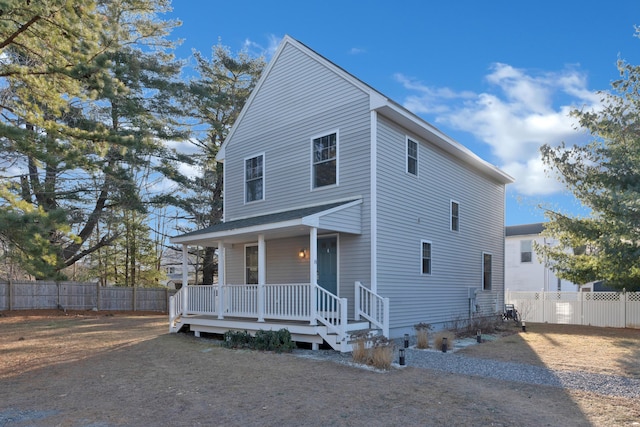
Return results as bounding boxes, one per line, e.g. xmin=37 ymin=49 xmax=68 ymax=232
xmin=483 ymin=252 xmax=492 ymax=290
xmin=520 ymin=239 xmax=533 ymax=263
xmin=245 ymin=154 xmax=264 ymax=203
xmin=312 ymin=132 xmax=337 ymax=188
xmin=407 ymin=138 xmax=418 ymax=176
xmin=450 ymin=201 xmax=459 ymax=231
xmin=421 ymin=240 xmax=432 ymax=275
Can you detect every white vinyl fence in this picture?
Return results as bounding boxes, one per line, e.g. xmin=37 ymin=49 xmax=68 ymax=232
xmin=506 ymin=290 xmax=640 ymax=329
xmin=0 ymin=281 xmax=175 ymax=312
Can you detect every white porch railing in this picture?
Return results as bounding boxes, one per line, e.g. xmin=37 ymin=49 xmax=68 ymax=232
xmin=354 ymin=281 xmax=390 ymax=337
xmin=169 ymin=282 xmax=390 ymax=347
xmin=170 ymin=283 xmax=315 ymax=322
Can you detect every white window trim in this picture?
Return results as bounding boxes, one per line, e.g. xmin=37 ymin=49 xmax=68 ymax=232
xmin=406 ymin=137 xmax=418 ymax=177
xmin=310 ymin=129 xmax=339 ymax=191
xmin=244 ymin=153 xmax=265 ymax=204
xmin=482 ymin=251 xmax=492 ymax=291
xmin=421 ymin=239 xmax=432 ymax=276
xmin=450 ymin=199 xmax=460 ymax=232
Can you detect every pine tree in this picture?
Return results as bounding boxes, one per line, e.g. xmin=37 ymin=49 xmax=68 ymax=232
xmin=539 ymin=36 xmax=640 ymax=291
xmin=174 ymin=43 xmax=265 ymax=284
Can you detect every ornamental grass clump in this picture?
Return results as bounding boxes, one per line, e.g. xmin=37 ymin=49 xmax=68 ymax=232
xmin=433 ymin=331 xmax=456 ymax=352
xmin=351 ymin=334 xmax=370 ymax=365
xmin=414 ymin=322 xmax=432 ymax=349
xmin=350 ymin=332 xmax=395 ymax=370
xmin=370 ymin=336 xmax=394 ymax=370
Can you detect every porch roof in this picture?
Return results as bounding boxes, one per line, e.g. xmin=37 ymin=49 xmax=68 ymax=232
xmin=171 ymin=199 xmax=362 ymax=246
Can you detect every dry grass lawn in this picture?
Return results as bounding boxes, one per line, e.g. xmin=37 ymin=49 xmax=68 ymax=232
xmin=0 ymin=311 xmax=638 ymax=426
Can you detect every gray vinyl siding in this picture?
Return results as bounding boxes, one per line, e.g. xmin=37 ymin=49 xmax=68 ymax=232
xmin=221 ymin=42 xmax=372 ymax=306
xmin=224 ymin=237 xmax=310 ymax=285
xmin=375 ymin=116 xmax=506 ymax=334
xmin=225 ymin=43 xmax=370 ymax=219
xmin=222 ymin=234 xmax=361 ymax=317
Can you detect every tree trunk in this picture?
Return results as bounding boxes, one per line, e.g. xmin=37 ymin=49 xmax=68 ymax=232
xmin=202 ymin=246 xmax=216 ymax=285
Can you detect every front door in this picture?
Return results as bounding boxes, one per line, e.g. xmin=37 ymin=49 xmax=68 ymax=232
xmin=317 ymin=236 xmax=337 ymax=295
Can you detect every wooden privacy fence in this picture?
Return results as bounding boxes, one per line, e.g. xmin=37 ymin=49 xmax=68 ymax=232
xmin=0 ymin=281 xmax=176 ymax=312
xmin=506 ymin=290 xmax=640 ymax=329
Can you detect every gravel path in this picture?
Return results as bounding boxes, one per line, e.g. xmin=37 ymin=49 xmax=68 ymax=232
xmin=293 ymin=346 xmax=640 ymax=399
xmin=403 ymin=348 xmax=640 ymax=399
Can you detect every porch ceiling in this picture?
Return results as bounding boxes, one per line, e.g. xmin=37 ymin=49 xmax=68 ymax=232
xmin=171 ymin=199 xmax=362 ymax=246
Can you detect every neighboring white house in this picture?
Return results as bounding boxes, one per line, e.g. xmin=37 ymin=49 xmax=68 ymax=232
xmin=169 ymin=35 xmax=514 ymax=351
xmin=505 ymin=223 xmax=579 ymax=292
xmin=160 ymin=247 xmax=198 ymax=289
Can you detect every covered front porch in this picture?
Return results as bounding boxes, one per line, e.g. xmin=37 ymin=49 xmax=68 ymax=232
xmin=169 ymin=281 xmax=387 ymax=351
xmin=169 ymin=199 xmax=389 ymax=352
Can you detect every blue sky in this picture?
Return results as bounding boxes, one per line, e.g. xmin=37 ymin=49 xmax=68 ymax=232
xmin=165 ymin=1 xmax=640 ymax=226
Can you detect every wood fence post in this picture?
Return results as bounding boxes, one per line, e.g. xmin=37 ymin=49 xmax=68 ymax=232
xmin=96 ymin=281 xmax=100 ymax=311
xmin=8 ymin=279 xmax=12 ymax=311
xmin=133 ymin=285 xmax=137 ymax=311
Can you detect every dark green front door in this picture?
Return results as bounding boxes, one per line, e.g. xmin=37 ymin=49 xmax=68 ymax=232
xmin=317 ymin=236 xmax=337 ymax=295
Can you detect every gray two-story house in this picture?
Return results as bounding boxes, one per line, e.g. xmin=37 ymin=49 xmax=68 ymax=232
xmin=169 ymin=35 xmax=513 ymax=351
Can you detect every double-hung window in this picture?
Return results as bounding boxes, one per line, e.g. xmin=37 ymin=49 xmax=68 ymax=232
xmin=451 ymin=201 xmax=459 ymax=231
xmin=482 ymin=252 xmax=492 ymax=290
xmin=407 ymin=138 xmax=418 ymax=176
xmin=312 ymin=132 xmax=337 ymax=188
xmin=245 ymin=154 xmax=264 ymax=203
xmin=520 ymin=240 xmax=533 ymax=263
xmin=421 ymin=240 xmax=432 ymax=275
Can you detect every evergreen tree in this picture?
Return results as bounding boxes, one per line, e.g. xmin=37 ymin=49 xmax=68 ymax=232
xmin=0 ymin=0 xmax=189 ymax=279
xmin=539 ymin=36 xmax=640 ymax=291
xmin=175 ymin=43 xmax=265 ymax=284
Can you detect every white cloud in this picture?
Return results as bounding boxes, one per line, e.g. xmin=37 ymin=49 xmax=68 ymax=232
xmin=349 ymin=47 xmax=366 ymax=55
xmin=395 ymin=64 xmax=600 ymax=196
xmin=243 ymin=34 xmax=281 ymax=59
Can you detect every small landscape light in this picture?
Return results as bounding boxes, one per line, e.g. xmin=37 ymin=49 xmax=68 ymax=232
xmin=404 ymin=333 xmax=409 ymax=348
xmin=476 ymin=329 xmax=482 ymax=343
xmin=399 ymin=348 xmax=406 ymax=366
xmin=522 ymin=321 xmax=526 ymax=333
xmin=441 ymin=336 xmax=448 ymax=353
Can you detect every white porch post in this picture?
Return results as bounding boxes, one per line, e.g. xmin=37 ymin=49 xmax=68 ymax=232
xmin=309 ymin=227 xmax=318 ymax=326
xmin=181 ymin=244 xmax=189 ymax=314
xmin=257 ymin=234 xmax=266 ymax=322
xmin=217 ymin=242 xmax=225 ymax=319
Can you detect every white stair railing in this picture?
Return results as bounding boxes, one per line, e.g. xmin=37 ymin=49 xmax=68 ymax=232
xmin=168 ymin=286 xmax=185 ymax=332
xmin=314 ymin=284 xmax=347 ymax=338
xmin=355 ymin=281 xmax=389 ymax=337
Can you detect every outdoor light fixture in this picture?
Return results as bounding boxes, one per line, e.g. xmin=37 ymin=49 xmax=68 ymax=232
xmin=298 ymin=249 xmax=306 ymax=259
xmin=441 ymin=336 xmax=448 ymax=353
xmin=404 ymin=333 xmax=409 ymax=348
xmin=476 ymin=329 xmax=482 ymax=343
xmin=399 ymin=348 xmax=406 ymax=366
xmin=522 ymin=321 xmax=526 ymax=333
